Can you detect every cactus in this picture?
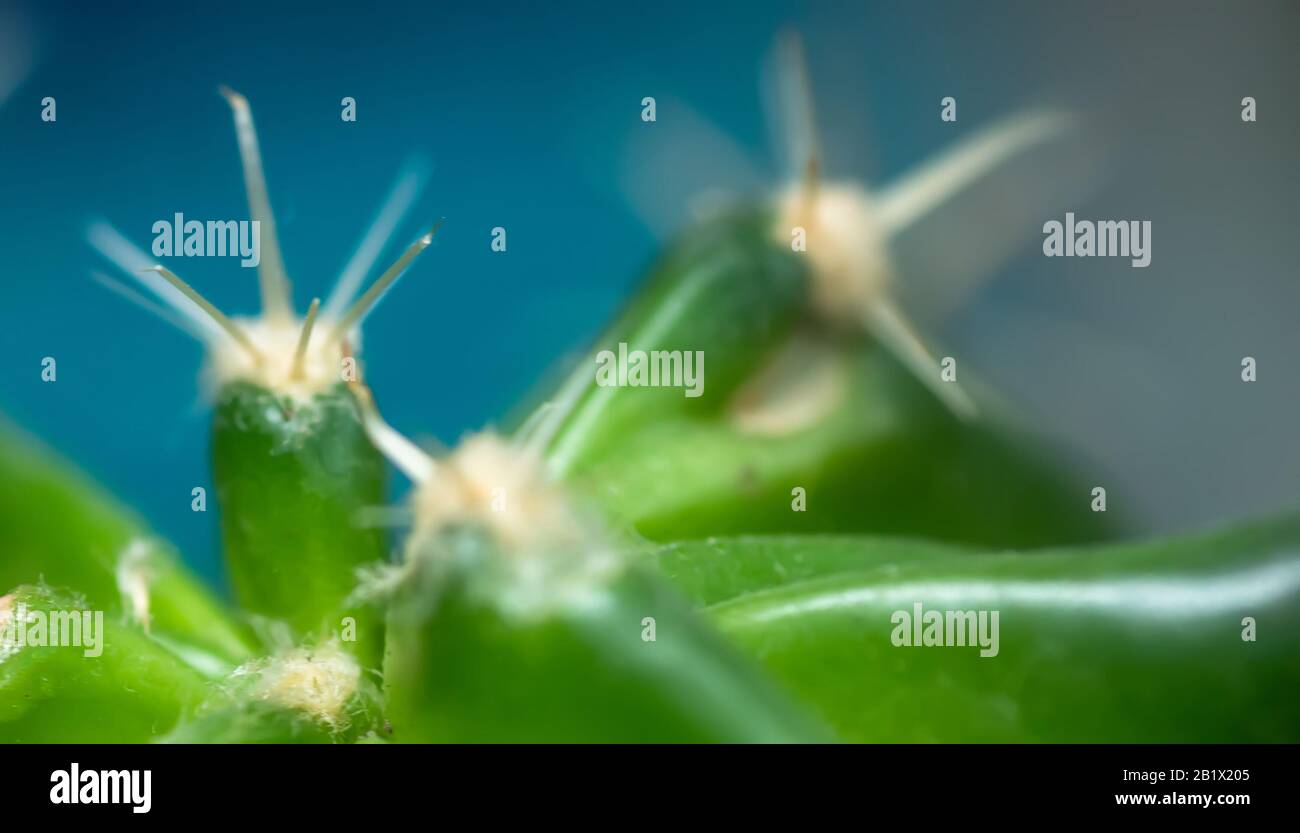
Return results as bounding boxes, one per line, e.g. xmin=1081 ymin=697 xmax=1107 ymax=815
xmin=698 ymin=515 xmax=1300 ymax=742
xmin=0 ymin=37 xmax=1287 ymax=745
xmin=515 ymin=36 xmax=1112 ymax=546
xmin=0 ymin=585 xmax=210 ymax=742
xmin=86 ymin=90 xmax=440 ymax=668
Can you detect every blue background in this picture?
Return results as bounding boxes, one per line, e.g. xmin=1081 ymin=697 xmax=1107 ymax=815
xmin=1 ymin=0 xmax=1297 ymax=587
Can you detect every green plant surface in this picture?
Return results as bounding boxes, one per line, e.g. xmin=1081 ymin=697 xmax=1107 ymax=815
xmin=382 ymin=528 xmax=829 ymax=743
xmin=511 ymin=202 xmax=1116 ymax=548
xmin=569 ymin=343 xmax=1117 ymax=547
xmin=522 ymin=206 xmax=809 ymax=474
xmin=648 ymin=534 xmax=974 ymax=607
xmin=159 ymin=700 xmax=340 ymax=744
xmin=212 ymin=381 xmax=387 ymax=667
xmin=0 ymin=584 xmax=211 ymax=743
xmin=0 ymin=419 xmax=257 ymax=673
xmin=706 ymin=513 xmax=1300 ymax=742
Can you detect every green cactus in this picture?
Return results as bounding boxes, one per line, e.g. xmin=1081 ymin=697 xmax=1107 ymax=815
xmin=0 ymin=38 xmax=1282 ymax=746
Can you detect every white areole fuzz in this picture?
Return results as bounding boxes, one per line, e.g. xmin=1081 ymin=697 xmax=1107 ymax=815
xmin=238 ymin=641 xmax=362 ymax=729
xmin=410 ymin=433 xmax=583 ymax=554
xmin=207 ymin=312 xmax=355 ymax=399
xmin=772 ymin=181 xmax=894 ymax=329
xmin=352 ymin=388 xmax=619 ymax=615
